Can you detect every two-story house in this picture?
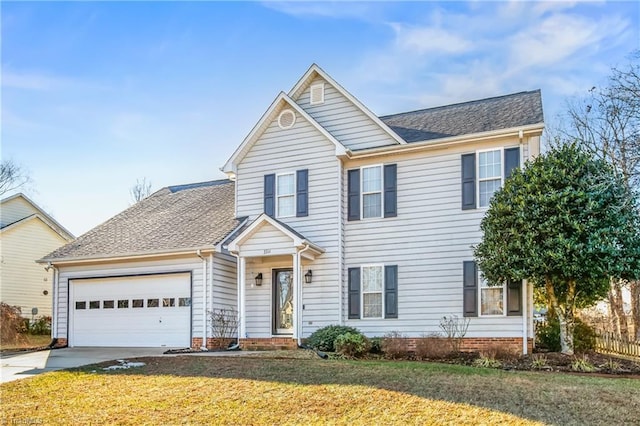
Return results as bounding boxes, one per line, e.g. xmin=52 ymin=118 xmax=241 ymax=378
xmin=42 ymin=64 xmax=543 ymax=354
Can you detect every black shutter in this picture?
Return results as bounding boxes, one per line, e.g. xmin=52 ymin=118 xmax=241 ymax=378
xmin=504 ymin=147 xmax=520 ymax=179
xmin=507 ymin=280 xmax=523 ymax=316
xmin=264 ymin=174 xmax=275 ymax=217
xmin=384 ymin=265 xmax=398 ymax=319
xmin=296 ymin=169 xmax=308 ymax=217
xmin=348 ymin=267 xmax=361 ymax=319
xmin=347 ymin=169 xmax=360 ymax=221
xmin=463 ymin=261 xmax=478 ymax=317
xmin=383 ymin=164 xmax=397 ymax=218
xmin=461 ymin=154 xmax=476 ymax=210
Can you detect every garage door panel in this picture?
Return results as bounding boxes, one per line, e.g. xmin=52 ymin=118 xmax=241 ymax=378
xmin=70 ymin=273 xmax=191 ymax=347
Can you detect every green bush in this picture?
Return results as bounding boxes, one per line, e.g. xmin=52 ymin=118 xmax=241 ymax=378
xmin=305 ymin=325 xmax=361 ymax=352
xmin=535 ymin=317 xmax=596 ymax=353
xmin=29 ymin=316 xmax=52 ymax=335
xmin=334 ymin=332 xmax=371 ymax=358
xmin=369 ymin=337 xmax=383 ymax=354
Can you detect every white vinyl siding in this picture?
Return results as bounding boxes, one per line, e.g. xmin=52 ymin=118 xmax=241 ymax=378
xmin=344 ymin=140 xmax=531 ymax=338
xmin=235 ymin=109 xmax=341 ymax=337
xmin=0 ymin=217 xmax=69 ymax=318
xmin=295 ymin=76 xmax=398 ymax=151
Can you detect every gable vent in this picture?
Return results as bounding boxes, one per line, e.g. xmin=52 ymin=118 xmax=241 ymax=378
xmin=278 ymin=109 xmax=296 ymax=129
xmin=310 ymin=83 xmax=325 ymax=105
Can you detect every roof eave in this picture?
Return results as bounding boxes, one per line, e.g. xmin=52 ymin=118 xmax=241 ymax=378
xmin=38 ymin=246 xmax=219 ymax=265
xmin=347 ymin=123 xmax=545 ymax=159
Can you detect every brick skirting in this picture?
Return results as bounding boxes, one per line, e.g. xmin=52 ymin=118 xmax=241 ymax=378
xmin=233 ymin=337 xmax=532 ymax=354
xmin=191 ymin=338 xmax=236 ymax=350
xmin=239 ymin=337 xmax=298 ymax=351
xmin=388 ymin=337 xmax=533 ymax=354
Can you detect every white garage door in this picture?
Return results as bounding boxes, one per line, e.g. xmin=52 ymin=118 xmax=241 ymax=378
xmin=70 ymin=273 xmax=191 ymax=347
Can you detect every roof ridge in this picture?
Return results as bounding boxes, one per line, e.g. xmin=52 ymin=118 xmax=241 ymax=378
xmin=379 ymin=89 xmax=541 ymax=119
xmin=167 ymin=179 xmax=233 ymax=193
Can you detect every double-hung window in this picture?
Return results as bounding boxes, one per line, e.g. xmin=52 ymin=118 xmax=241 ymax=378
xmin=362 ymin=166 xmax=382 ymax=219
xmin=362 ymin=265 xmax=384 ymax=318
xmin=461 ymin=147 xmax=520 ymax=210
xmin=478 ymin=149 xmax=502 ymax=208
xmin=347 ymin=164 xmax=397 ymax=221
xmin=479 ymin=275 xmax=506 ymax=316
xmin=276 ymin=173 xmax=295 ymax=217
xmin=264 ymin=170 xmax=308 ymax=218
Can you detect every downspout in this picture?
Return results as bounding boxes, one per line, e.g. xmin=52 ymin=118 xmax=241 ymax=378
xmin=209 ymin=253 xmax=214 ymax=316
xmin=229 ymin=250 xmax=242 ymax=349
xmin=337 ymin=158 xmax=343 ymax=325
xmin=522 ymin=279 xmax=528 ymax=355
xmin=196 ymin=250 xmax=207 ymax=350
xmin=297 ymin=243 xmax=311 ymax=346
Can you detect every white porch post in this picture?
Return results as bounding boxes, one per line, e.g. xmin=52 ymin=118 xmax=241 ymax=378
xmin=292 ymin=253 xmax=300 ymax=340
xmin=239 ymin=256 xmax=246 ymax=339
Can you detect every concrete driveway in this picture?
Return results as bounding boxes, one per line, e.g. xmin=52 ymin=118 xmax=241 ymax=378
xmin=1 ymin=347 xmax=168 ymax=383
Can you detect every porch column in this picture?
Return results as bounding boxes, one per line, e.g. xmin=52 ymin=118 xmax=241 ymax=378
xmin=239 ymin=256 xmax=246 ymax=338
xmin=292 ymin=253 xmax=299 ymax=340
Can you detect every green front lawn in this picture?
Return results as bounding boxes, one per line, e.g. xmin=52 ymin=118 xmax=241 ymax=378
xmin=2 ymin=356 xmax=638 ymax=425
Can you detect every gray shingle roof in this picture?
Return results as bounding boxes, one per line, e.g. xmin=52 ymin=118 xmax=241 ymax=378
xmin=43 ymin=179 xmax=241 ymax=261
xmin=379 ymin=90 xmax=543 ymax=143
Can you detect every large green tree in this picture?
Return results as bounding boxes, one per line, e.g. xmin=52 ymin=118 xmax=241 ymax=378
xmin=474 ymin=144 xmax=640 ymax=354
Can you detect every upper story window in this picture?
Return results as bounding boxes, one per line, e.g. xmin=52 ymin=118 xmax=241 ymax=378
xmin=362 ymin=165 xmax=383 ymax=218
xmin=277 ymin=173 xmax=296 ymax=217
xmin=348 ymin=164 xmax=396 ymax=221
xmin=264 ymin=170 xmax=308 ymax=218
xmin=461 ymin=147 xmax=520 ymax=210
xmin=478 ymin=149 xmax=503 ymax=208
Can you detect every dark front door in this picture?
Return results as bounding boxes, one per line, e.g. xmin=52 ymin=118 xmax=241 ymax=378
xmin=273 ymin=269 xmax=293 ymax=335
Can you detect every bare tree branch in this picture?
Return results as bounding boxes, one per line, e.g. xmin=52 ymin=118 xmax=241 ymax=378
xmin=0 ymin=160 xmax=31 ymax=196
xmin=130 ymin=177 xmax=152 ymax=203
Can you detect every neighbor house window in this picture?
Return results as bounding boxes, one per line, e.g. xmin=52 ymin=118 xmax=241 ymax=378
xmin=276 ymin=173 xmax=295 ymax=217
xmin=362 ymin=265 xmax=383 ymax=318
xmin=362 ymin=165 xmax=383 ymax=218
xmin=478 ymin=149 xmax=502 ymax=208
xmin=479 ymin=275 xmax=506 ymax=316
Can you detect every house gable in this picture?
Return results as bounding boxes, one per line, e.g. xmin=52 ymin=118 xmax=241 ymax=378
xmin=1 ymin=193 xmax=74 ymax=241
xmin=221 ymin=92 xmax=347 ymax=176
xmin=289 ymin=64 xmax=406 ymax=150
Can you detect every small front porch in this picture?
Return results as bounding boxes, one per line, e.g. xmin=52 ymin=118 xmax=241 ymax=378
xmin=227 ymin=214 xmax=324 ymax=349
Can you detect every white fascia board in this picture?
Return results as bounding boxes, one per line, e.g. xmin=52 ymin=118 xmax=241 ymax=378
xmin=347 ymin=123 xmax=545 ymax=160
xmin=221 ymin=92 xmax=347 ymax=174
xmin=288 ymin=64 xmax=407 ymax=146
xmin=38 ymin=247 xmax=217 ymax=265
xmin=1 ymin=193 xmax=75 ymax=240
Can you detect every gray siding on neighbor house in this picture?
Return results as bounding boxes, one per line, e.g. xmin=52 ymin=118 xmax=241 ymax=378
xmin=295 ymin=76 xmax=398 ymax=151
xmin=343 ymin=138 xmax=533 ymax=338
xmin=235 ymin=109 xmax=341 ymax=338
xmin=56 ymin=256 xmax=218 ymax=341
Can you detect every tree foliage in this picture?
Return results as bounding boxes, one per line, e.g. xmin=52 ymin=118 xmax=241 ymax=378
xmin=474 ymin=144 xmax=640 ymax=354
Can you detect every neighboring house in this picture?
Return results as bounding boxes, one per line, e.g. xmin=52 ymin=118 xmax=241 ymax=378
xmin=1 ymin=193 xmax=74 ymax=318
xmin=40 ymin=181 xmax=243 ymax=347
xmin=44 ymin=64 xmax=544 ymax=354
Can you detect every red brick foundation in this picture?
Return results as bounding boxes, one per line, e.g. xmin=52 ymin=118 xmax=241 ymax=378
xmin=239 ymin=337 xmax=298 ymax=351
xmin=234 ymin=337 xmax=533 ymax=354
xmin=386 ymin=337 xmax=533 ymax=355
xmin=191 ymin=338 xmax=236 ymax=350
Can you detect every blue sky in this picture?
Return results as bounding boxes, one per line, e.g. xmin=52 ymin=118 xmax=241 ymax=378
xmin=2 ymin=1 xmax=639 ymax=236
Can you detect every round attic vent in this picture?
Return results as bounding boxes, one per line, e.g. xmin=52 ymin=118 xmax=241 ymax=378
xmin=278 ymin=109 xmax=296 ymax=129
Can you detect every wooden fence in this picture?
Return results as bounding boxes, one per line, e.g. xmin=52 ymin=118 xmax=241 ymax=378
xmin=595 ymin=331 xmax=640 ymax=358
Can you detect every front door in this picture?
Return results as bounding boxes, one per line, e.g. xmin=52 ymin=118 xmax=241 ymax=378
xmin=273 ymin=269 xmax=294 ymax=335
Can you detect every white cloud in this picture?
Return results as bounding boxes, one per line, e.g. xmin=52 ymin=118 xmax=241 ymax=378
xmin=390 ymin=23 xmax=473 ymax=55
xmin=1 ymin=71 xmax=70 ymax=91
xmin=261 ymin=1 xmax=377 ymax=20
